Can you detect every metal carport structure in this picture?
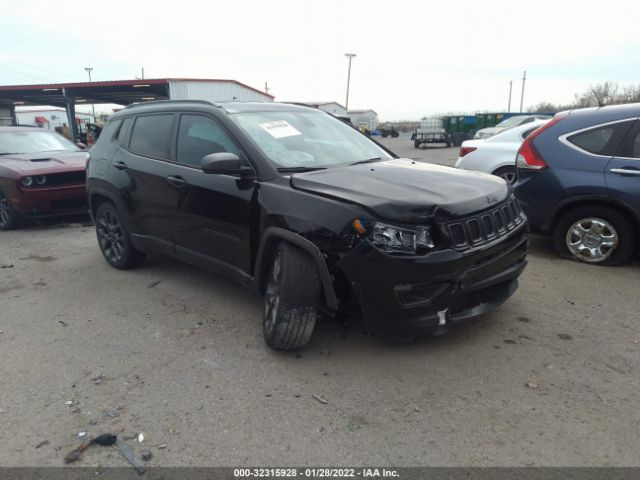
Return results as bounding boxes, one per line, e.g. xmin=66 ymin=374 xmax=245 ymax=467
xmin=0 ymin=78 xmax=273 ymax=141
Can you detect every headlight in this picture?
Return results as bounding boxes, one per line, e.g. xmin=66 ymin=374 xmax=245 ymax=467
xmin=21 ymin=176 xmax=33 ymax=187
xmin=35 ymin=175 xmax=47 ymax=185
xmin=371 ymin=222 xmax=434 ymax=254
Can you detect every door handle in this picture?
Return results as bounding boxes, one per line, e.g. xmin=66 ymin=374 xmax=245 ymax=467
xmin=610 ymin=168 xmax=640 ymax=176
xmin=113 ymin=161 xmax=128 ymax=170
xmin=166 ymin=175 xmax=188 ymax=187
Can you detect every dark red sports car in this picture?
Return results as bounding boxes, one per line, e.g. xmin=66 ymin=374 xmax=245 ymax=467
xmin=0 ymin=126 xmax=89 ymax=230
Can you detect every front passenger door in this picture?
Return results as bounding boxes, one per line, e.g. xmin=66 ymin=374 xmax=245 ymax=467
xmin=165 ymin=114 xmax=256 ymax=279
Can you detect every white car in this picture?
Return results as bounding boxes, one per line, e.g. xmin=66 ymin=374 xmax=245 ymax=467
xmin=455 ymin=118 xmax=550 ymax=183
xmin=474 ymin=114 xmax=550 ymax=139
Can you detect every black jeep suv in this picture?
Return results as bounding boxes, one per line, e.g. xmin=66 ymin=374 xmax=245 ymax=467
xmin=87 ymin=101 xmax=528 ymax=350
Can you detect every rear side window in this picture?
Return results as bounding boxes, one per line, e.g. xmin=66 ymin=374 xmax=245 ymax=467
xmin=566 ymin=120 xmax=634 ymax=156
xmin=116 ymin=117 xmax=132 ymax=145
xmin=101 ymin=119 xmax=121 ymax=141
xmin=129 ymin=114 xmax=174 ymax=159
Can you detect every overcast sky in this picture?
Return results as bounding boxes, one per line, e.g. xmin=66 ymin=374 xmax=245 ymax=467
xmin=1 ymin=0 xmax=639 ymax=120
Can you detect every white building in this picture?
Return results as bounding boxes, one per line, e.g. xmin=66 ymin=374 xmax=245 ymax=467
xmin=292 ymin=102 xmax=348 ymax=116
xmin=167 ymin=79 xmax=273 ymax=103
xmin=348 ymin=110 xmax=379 ymax=130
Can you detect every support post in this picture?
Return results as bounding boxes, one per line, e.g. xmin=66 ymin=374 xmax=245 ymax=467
xmin=63 ymin=88 xmax=78 ymax=143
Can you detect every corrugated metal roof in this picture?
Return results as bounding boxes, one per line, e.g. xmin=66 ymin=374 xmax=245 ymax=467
xmin=0 ymin=78 xmax=273 ymax=99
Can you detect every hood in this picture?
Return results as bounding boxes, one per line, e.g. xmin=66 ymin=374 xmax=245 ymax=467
xmin=290 ymin=158 xmax=509 ymax=223
xmin=0 ymin=151 xmax=88 ymax=174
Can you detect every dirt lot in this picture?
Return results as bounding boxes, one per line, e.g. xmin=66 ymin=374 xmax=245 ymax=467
xmin=0 ymin=136 xmax=639 ymax=468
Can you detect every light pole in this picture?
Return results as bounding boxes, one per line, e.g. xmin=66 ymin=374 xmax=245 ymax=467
xmin=84 ymin=67 xmax=96 ymax=122
xmin=519 ymin=70 xmax=527 ymax=113
xmin=507 ymin=80 xmax=513 ymax=112
xmin=344 ymin=53 xmax=356 ymax=110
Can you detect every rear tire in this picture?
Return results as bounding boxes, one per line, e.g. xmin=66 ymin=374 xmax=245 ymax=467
xmin=95 ymin=202 xmax=145 ymax=269
xmin=553 ymin=205 xmax=636 ymax=266
xmin=263 ymin=242 xmax=321 ymax=351
xmin=0 ymin=189 xmax=27 ymax=230
xmin=492 ymin=166 xmax=517 ymax=184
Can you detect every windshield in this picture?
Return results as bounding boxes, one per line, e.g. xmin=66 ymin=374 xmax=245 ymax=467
xmin=0 ymin=129 xmax=78 ymax=155
xmin=495 ymin=117 xmax=527 ymax=129
xmin=231 ymin=110 xmax=392 ymax=169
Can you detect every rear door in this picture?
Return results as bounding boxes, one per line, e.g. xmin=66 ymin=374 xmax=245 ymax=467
xmin=164 ymin=113 xmax=256 ymax=279
xmin=116 ymin=113 xmax=175 ymax=249
xmin=605 ymin=118 xmax=640 ymax=216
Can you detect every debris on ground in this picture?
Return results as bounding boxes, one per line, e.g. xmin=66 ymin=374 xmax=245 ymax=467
xmin=157 ymin=444 xmax=167 ymax=449
xmin=102 ymin=409 xmax=120 ymax=419
xmin=64 ymin=433 xmax=117 ymax=464
xmin=558 ymin=333 xmax=573 ymax=340
xmin=137 ymin=432 xmax=145 ymax=443
xmin=115 ymin=435 xmax=146 ymax=474
xmin=59 ymin=320 xmax=69 ymax=327
xmin=35 ymin=440 xmax=49 ymax=449
xmin=92 ymin=374 xmax=107 ymax=385
xmin=0 ymin=264 xmax=14 ymax=269
xmin=140 ymin=449 xmax=153 ymax=461
xmin=312 ymin=393 xmax=328 ymax=404
xmin=147 ymin=280 xmax=162 ymax=289
xmin=78 ymin=432 xmax=88 ymax=441
xmin=526 ymin=381 xmax=539 ymax=389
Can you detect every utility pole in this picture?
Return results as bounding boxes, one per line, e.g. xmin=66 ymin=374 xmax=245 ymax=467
xmin=519 ymin=70 xmax=527 ymax=112
xmin=84 ymin=67 xmax=96 ymax=122
xmin=264 ymin=82 xmax=270 ymax=96
xmin=344 ymin=53 xmax=356 ymax=110
xmin=141 ymin=67 xmax=145 ymax=79
xmin=507 ymin=80 xmax=513 ymax=112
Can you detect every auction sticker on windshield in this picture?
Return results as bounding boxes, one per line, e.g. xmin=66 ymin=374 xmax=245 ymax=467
xmin=259 ymin=120 xmax=302 ymax=139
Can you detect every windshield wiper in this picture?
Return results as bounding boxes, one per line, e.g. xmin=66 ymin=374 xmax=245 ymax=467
xmin=350 ymin=157 xmax=383 ymax=166
xmin=277 ymin=166 xmax=327 ymax=173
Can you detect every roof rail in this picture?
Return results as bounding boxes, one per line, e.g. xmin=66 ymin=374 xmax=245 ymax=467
xmin=124 ymin=99 xmax=216 ymax=109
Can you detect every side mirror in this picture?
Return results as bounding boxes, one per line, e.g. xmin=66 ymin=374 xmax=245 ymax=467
xmin=201 ymin=152 xmax=252 ymax=176
xmin=76 ymin=142 xmax=87 ymax=150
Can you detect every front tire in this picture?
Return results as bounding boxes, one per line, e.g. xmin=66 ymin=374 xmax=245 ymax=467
xmin=263 ymin=242 xmax=321 ymax=351
xmin=0 ymin=189 xmax=27 ymax=230
xmin=553 ymin=205 xmax=636 ymax=266
xmin=95 ymin=202 xmax=145 ymax=269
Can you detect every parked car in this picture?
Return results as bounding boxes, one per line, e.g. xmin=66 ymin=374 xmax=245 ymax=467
xmin=514 ymin=103 xmax=640 ymax=265
xmin=455 ymin=119 xmax=550 ymax=183
xmin=0 ymin=126 xmax=88 ymax=230
xmin=474 ymin=114 xmax=551 ymax=139
xmin=87 ymin=101 xmax=528 ymax=350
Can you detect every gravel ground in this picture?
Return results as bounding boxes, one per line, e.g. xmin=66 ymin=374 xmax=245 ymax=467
xmin=0 ymin=136 xmax=638 ymax=468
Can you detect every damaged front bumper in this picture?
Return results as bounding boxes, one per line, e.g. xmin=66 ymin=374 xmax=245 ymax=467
xmin=335 ymin=224 xmax=528 ymax=338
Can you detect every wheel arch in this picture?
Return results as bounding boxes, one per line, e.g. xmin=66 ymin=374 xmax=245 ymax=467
xmin=551 ymin=196 xmax=640 ymax=236
xmin=88 ymin=186 xmax=129 ymax=224
xmin=254 ymin=227 xmax=339 ymax=310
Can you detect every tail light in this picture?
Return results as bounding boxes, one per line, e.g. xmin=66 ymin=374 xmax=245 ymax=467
xmin=516 ymin=115 xmax=566 ymax=170
xmin=459 ymin=146 xmax=477 ymax=157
